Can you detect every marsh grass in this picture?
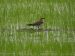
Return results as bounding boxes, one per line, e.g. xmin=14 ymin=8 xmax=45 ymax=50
xmin=0 ymin=0 xmax=75 ymax=56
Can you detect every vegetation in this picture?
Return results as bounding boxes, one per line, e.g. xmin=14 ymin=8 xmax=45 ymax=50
xmin=0 ymin=0 xmax=75 ymax=56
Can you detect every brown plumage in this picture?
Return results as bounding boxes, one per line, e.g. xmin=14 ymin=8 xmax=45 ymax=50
xmin=27 ymin=18 xmax=45 ymax=28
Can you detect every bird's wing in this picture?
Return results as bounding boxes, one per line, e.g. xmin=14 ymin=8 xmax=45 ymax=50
xmin=33 ymin=20 xmax=42 ymax=24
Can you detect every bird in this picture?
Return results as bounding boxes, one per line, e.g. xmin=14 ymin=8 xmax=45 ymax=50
xmin=27 ymin=18 xmax=45 ymax=29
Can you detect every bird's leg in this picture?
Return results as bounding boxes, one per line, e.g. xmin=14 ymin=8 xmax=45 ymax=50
xmin=36 ymin=26 xmax=39 ymax=30
xmin=33 ymin=26 xmax=34 ymax=29
xmin=38 ymin=26 xmax=40 ymax=30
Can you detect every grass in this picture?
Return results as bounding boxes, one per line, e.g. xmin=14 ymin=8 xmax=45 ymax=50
xmin=0 ymin=0 xmax=75 ymax=56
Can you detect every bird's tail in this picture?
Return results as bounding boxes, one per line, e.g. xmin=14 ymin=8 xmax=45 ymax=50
xmin=27 ymin=24 xmax=33 ymax=26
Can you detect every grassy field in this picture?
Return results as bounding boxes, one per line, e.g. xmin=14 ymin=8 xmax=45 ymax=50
xmin=0 ymin=0 xmax=75 ymax=56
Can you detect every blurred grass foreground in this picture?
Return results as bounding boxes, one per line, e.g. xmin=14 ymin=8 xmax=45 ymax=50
xmin=0 ymin=0 xmax=75 ymax=56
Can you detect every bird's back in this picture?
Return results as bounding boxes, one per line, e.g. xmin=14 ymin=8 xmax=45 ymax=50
xmin=33 ymin=20 xmax=43 ymax=26
xmin=27 ymin=18 xmax=45 ymax=26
